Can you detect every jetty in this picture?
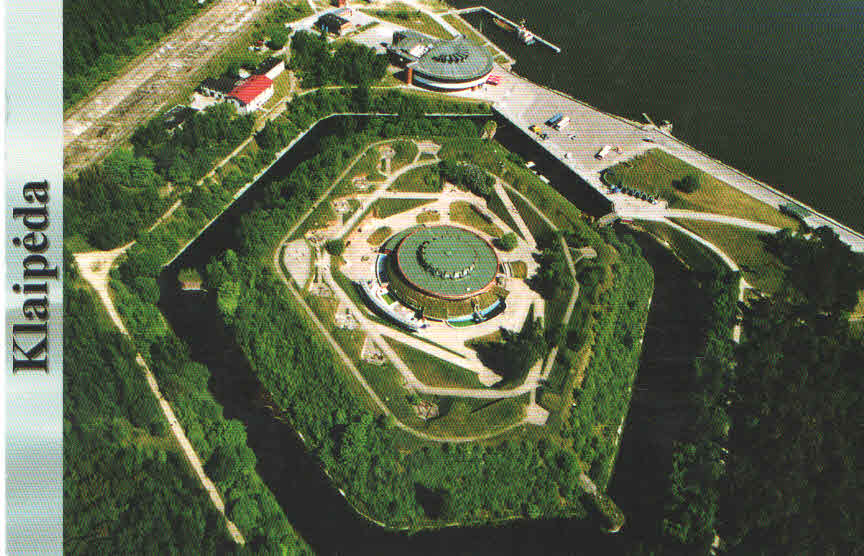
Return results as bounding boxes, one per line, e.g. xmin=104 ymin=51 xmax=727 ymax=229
xmin=454 ymin=6 xmax=561 ymax=53
xmin=477 ymin=70 xmax=864 ymax=252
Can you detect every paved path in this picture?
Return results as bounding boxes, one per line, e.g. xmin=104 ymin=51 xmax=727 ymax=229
xmin=457 ymin=65 xmax=864 ymax=252
xmin=73 ymin=248 xmax=246 ymax=545
xmin=493 ymin=181 xmax=537 ymax=249
xmin=620 ymin=207 xmax=782 ymax=234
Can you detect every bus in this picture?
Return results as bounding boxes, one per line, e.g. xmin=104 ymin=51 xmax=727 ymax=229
xmin=546 ymin=113 xmax=563 ymax=127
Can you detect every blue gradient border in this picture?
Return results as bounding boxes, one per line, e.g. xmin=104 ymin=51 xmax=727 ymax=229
xmin=5 ymin=1 xmax=63 ymax=554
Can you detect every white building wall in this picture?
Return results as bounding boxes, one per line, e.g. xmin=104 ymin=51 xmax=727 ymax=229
xmin=412 ymin=72 xmax=491 ymax=91
xmin=264 ymin=60 xmax=285 ymax=80
xmin=232 ymin=85 xmax=274 ymax=115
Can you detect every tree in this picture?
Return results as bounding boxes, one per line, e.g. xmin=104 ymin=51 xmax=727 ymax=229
xmin=499 ymin=232 xmax=518 ymax=251
xmin=675 ymin=174 xmax=700 ymax=193
xmin=325 ymin=238 xmax=345 ymax=257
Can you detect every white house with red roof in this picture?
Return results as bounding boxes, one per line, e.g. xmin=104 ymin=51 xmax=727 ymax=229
xmin=228 ymin=74 xmax=274 ymax=114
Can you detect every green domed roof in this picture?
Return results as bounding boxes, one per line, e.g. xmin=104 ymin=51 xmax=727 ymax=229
xmin=394 ymin=226 xmax=498 ymax=299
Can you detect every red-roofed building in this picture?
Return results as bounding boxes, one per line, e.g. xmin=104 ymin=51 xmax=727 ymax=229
xmin=228 ymin=74 xmax=274 ymax=114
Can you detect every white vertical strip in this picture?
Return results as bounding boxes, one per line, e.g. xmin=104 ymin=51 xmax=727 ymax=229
xmin=5 ymin=0 xmax=63 ymax=554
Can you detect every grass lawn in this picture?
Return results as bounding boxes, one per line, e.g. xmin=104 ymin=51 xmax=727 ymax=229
xmin=441 ymin=14 xmax=486 ymax=46
xmin=355 ymin=361 xmax=427 ymax=428
xmin=373 ymin=198 xmax=434 ymax=219
xmin=416 ymin=209 xmax=440 ymax=224
xmin=367 ymin=226 xmax=393 ymax=246
xmin=670 ymin=219 xmax=787 ymax=293
xmin=261 ymin=71 xmax=292 ymax=112
xmin=424 ymin=395 xmax=528 ymax=437
xmin=487 ymin=190 xmax=525 ymax=239
xmin=290 ymin=199 xmax=337 ymax=239
xmin=351 ymin=148 xmax=388 ymax=182
xmin=390 ymin=165 xmax=442 ymax=192
xmin=603 ymin=149 xmax=798 ymax=229
xmin=508 ymin=189 xmax=555 ymax=241
xmin=390 ymin=140 xmax=419 ymax=171
xmin=510 ymin=260 xmax=528 ymax=279
xmin=449 ymin=201 xmax=503 ymax=238
xmin=383 ymin=338 xmax=485 ymax=389
xmin=630 ymin=220 xmax=726 ymax=275
xmin=365 ymin=3 xmax=452 ymax=39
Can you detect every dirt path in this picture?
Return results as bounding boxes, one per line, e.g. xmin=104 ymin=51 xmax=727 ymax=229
xmin=73 ymin=248 xmax=246 ymax=545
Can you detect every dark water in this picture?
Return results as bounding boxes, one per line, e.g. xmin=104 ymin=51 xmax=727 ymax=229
xmin=159 ymin=117 xmax=710 ymax=553
xmin=455 ymin=0 xmax=864 ymax=232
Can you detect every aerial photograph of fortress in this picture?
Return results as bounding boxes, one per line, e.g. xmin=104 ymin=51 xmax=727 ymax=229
xmin=63 ymin=0 xmax=863 ymax=554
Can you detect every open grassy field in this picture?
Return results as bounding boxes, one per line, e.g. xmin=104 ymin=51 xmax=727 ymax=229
xmin=390 ymin=140 xmax=419 ymax=171
xmin=441 ymin=13 xmax=486 ymax=46
xmin=509 ymin=260 xmax=528 ymax=279
xmin=383 ymin=338 xmax=485 ymax=389
xmin=390 ymin=165 xmax=442 ymax=192
xmin=290 ymin=198 xmax=338 ymax=239
xmin=355 ymin=360 xmax=427 ymax=428
xmin=508 ymin=189 xmax=555 ymax=241
xmin=424 ymin=395 xmax=528 ymax=437
xmin=486 ymin=190 xmax=525 ymax=239
xmin=449 ymin=201 xmax=503 ymax=238
xmin=604 ymin=149 xmax=798 ymax=229
xmin=670 ymin=219 xmax=787 ymax=293
xmin=365 ymin=2 xmax=453 ymax=39
xmin=630 ymin=220 xmax=725 ymax=274
xmin=367 ymin=226 xmax=393 ymax=246
xmin=416 ymin=209 xmax=440 ymax=224
xmin=373 ymin=198 xmax=434 ymax=219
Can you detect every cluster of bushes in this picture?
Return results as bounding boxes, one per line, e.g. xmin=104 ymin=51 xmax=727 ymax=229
xmin=438 ymin=159 xmax=494 ymax=199
xmin=289 ymin=31 xmax=388 ymax=88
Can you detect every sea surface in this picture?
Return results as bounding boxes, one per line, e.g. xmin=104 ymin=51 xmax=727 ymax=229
xmin=453 ymin=0 xmax=864 ymax=231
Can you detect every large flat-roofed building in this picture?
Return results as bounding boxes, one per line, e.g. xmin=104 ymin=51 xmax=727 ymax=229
xmin=387 ymin=31 xmax=494 ymax=91
xmin=228 ymin=74 xmax=274 ymax=114
xmin=316 ymin=12 xmax=354 ymax=35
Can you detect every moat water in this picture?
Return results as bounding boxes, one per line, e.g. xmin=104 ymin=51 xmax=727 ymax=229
xmin=159 ymin=117 xmax=714 ymax=553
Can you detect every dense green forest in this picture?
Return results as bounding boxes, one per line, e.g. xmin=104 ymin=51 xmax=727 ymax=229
xmin=64 ymin=0 xmax=202 ymax=107
xmin=289 ymin=31 xmax=389 ymax=87
xmin=63 ymin=250 xmax=234 ymax=554
xmin=719 ymin=228 xmax=864 ymax=554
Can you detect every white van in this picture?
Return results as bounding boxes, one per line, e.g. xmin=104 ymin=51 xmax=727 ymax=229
xmin=595 ymin=145 xmax=613 ymax=159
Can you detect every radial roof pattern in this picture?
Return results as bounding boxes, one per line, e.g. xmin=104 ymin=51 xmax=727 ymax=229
xmin=413 ymin=38 xmax=493 ymax=82
xmin=394 ymin=226 xmax=498 ymax=298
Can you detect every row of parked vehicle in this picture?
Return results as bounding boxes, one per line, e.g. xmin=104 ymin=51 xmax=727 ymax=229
xmin=608 ymin=185 xmax=658 ymax=204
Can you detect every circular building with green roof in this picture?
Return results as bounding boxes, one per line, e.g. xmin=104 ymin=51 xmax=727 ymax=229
xmin=387 ymin=31 xmax=494 ymax=91
xmin=382 ymin=225 xmax=504 ymax=320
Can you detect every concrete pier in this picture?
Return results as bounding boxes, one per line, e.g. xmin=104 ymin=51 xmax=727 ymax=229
xmin=455 ymin=6 xmax=562 ymax=53
xmin=469 ymin=69 xmax=864 ymax=252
